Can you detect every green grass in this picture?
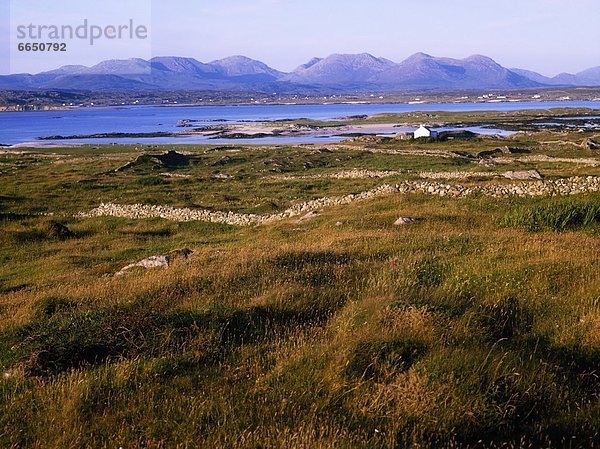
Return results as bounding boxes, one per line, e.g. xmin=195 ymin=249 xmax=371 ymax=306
xmin=1 ymin=121 xmax=600 ymax=447
xmin=279 ymin=107 xmax=600 ymax=127
xmin=502 ymin=196 xmax=600 ymax=231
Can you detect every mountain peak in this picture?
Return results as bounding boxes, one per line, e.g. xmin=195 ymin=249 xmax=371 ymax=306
xmin=332 ymin=52 xmax=377 ymax=59
xmin=464 ymin=54 xmax=493 ymax=61
xmin=85 ymin=58 xmax=152 ymax=75
xmin=150 ymin=56 xmax=199 ymax=64
xmin=41 ymin=65 xmax=88 ymax=75
xmin=405 ymin=52 xmax=433 ymax=61
xmin=283 ymin=52 xmax=395 ymax=85
xmin=211 ymin=55 xmax=254 ymax=63
xmin=209 ymin=55 xmax=283 ymax=78
xmin=463 ymin=54 xmax=502 ymax=69
xmin=149 ymin=56 xmax=220 ymax=77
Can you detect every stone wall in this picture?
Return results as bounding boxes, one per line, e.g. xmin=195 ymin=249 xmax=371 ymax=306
xmin=78 ymin=176 xmax=600 ymax=226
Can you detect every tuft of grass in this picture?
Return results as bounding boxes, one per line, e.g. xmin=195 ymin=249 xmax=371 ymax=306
xmin=502 ymin=197 xmax=600 ymax=231
xmin=138 ymin=175 xmax=168 ymax=186
xmin=411 ymin=255 xmax=446 ymax=289
xmin=344 ymin=338 xmax=426 ymax=381
xmin=478 ymin=297 xmax=533 ymax=340
xmin=34 ymin=296 xmax=77 ymax=318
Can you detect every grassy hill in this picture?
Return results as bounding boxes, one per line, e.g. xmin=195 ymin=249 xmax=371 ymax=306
xmin=1 ymin=120 xmax=599 ymax=448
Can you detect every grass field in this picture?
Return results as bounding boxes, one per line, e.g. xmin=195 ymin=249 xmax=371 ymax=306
xmin=1 ymin=115 xmax=600 ymax=448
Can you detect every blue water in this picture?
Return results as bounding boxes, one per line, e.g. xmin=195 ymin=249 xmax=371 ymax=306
xmin=1 ymin=100 xmax=598 ymax=145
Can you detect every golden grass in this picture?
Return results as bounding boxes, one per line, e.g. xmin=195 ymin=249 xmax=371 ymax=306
xmin=2 ymin=130 xmax=600 ymax=447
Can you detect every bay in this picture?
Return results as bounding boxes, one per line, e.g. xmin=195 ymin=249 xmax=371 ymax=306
xmin=1 ymin=100 xmax=598 ymax=146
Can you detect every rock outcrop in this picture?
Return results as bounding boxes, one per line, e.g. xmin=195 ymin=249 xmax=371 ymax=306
xmin=394 ymin=217 xmax=417 ymax=225
xmin=275 ymin=168 xmax=402 ymax=180
xmin=116 ymin=248 xmax=193 ymax=276
xmin=502 ymin=170 xmax=542 ymax=180
xmin=583 ymin=138 xmax=599 ymax=151
xmin=419 ymin=171 xmax=497 ymax=180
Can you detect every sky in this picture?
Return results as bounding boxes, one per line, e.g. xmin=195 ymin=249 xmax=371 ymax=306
xmin=1 ymin=0 xmax=599 ymax=76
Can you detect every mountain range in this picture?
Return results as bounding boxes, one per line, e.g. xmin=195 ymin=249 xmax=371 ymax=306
xmin=1 ymin=53 xmax=599 ymax=92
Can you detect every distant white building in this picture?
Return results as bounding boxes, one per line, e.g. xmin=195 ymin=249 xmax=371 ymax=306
xmin=414 ymin=125 xmax=438 ymax=139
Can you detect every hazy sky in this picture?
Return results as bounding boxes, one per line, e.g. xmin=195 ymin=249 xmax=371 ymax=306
xmin=1 ymin=0 xmax=599 ymax=75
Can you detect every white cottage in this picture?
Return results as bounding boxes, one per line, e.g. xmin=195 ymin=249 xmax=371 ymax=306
xmin=414 ymin=125 xmax=438 ymax=139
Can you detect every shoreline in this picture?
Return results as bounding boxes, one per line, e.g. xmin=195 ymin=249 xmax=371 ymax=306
xmin=2 ymin=96 xmax=600 ymax=114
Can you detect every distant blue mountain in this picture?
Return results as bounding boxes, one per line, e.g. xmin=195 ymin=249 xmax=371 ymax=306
xmin=281 ymin=53 xmax=396 ymax=86
xmin=1 ymin=53 xmax=598 ymax=92
xmin=209 ymin=55 xmax=284 ymax=80
xmin=511 ymin=66 xmax=600 ymax=86
xmin=368 ymin=53 xmax=538 ymax=89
